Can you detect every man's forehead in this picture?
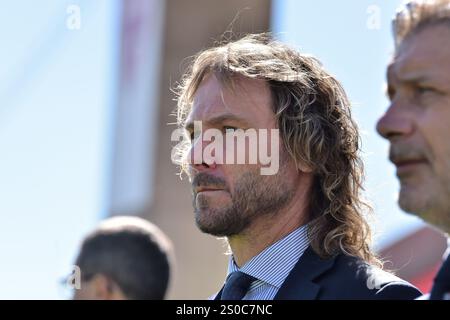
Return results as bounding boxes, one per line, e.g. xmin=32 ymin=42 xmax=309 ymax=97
xmin=185 ymin=94 xmax=252 ymax=128
xmin=186 ymin=95 xmax=240 ymax=125
xmin=186 ymin=75 xmax=272 ymax=125
xmin=389 ymin=25 xmax=450 ymax=82
xmin=388 ymin=50 xmax=444 ymax=85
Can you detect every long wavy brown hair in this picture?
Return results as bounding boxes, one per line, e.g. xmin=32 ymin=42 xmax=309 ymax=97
xmin=175 ymin=33 xmax=379 ymax=265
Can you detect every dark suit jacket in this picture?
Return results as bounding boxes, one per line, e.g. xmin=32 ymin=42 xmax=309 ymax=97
xmin=215 ymin=246 xmax=422 ymax=300
xmin=429 ymin=254 xmax=450 ymax=300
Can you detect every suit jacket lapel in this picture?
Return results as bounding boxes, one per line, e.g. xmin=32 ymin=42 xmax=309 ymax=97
xmin=214 ymin=287 xmax=224 ymax=300
xmin=274 ymin=246 xmax=336 ymax=300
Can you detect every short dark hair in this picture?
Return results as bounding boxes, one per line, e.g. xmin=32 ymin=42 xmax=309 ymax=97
xmin=75 ymin=217 xmax=173 ymax=300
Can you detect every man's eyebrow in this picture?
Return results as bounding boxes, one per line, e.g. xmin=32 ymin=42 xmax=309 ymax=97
xmin=386 ymin=64 xmax=395 ymax=82
xmin=184 ymin=121 xmax=194 ymax=132
xmin=400 ymin=74 xmax=431 ymax=85
xmin=388 ymin=62 xmax=433 ymax=85
xmin=184 ymin=113 xmax=250 ymax=131
xmin=207 ymin=113 xmax=249 ymax=126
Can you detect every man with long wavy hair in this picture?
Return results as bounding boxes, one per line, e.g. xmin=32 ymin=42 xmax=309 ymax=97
xmin=377 ymin=0 xmax=450 ymax=300
xmin=175 ymin=34 xmax=420 ymax=299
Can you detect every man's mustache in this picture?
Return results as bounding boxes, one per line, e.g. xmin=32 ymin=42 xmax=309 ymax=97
xmin=389 ymin=144 xmax=428 ymax=163
xmin=191 ymin=173 xmax=228 ymax=192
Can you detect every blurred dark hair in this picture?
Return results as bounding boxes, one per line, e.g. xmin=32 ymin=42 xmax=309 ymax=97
xmin=75 ymin=216 xmax=173 ymax=300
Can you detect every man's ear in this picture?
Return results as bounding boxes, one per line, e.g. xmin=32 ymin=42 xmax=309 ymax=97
xmin=283 ymin=148 xmax=314 ymax=173
xmin=92 ymin=274 xmax=114 ymax=299
xmin=295 ymin=159 xmax=314 ymax=173
xmin=92 ymin=273 xmax=128 ymax=300
xmin=298 ymin=163 xmax=314 ymax=173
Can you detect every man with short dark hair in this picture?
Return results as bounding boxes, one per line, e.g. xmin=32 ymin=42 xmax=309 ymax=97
xmin=377 ymin=0 xmax=450 ymax=300
xmin=72 ymin=216 xmax=173 ymax=300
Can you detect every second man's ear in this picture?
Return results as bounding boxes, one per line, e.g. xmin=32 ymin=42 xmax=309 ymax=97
xmin=93 ymin=273 xmax=128 ymax=300
xmin=91 ymin=274 xmax=114 ymax=299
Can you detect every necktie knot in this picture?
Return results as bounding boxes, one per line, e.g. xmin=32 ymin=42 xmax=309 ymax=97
xmin=221 ymin=271 xmax=255 ymax=300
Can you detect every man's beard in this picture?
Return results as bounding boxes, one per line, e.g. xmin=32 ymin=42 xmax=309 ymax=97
xmin=391 ymin=143 xmax=450 ymax=231
xmin=191 ymin=165 xmax=294 ymax=237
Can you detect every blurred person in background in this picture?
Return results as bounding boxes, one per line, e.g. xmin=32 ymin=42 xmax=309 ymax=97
xmin=377 ymin=0 xmax=450 ymax=300
xmin=70 ymin=216 xmax=174 ymax=300
xmin=175 ymin=34 xmax=421 ymax=300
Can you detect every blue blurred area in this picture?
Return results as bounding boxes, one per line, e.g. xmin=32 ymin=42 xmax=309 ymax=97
xmin=0 ymin=0 xmax=120 ymax=299
xmin=272 ymin=0 xmax=424 ymax=250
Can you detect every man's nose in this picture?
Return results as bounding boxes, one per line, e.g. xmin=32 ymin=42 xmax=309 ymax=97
xmin=376 ymin=101 xmax=413 ymax=140
xmin=188 ymin=134 xmax=217 ymax=172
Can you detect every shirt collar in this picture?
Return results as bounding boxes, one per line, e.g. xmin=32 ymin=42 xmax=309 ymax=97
xmin=227 ymin=224 xmax=309 ymax=288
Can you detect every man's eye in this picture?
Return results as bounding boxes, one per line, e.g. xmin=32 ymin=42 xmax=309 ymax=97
xmin=224 ymin=126 xmax=238 ymax=132
xmin=386 ymin=86 xmax=396 ymax=101
xmin=417 ymin=86 xmax=435 ymax=95
xmin=186 ymin=130 xmax=195 ymax=141
xmin=187 ymin=128 xmax=204 ymax=141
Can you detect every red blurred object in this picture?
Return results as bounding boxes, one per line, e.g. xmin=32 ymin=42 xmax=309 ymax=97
xmin=411 ymin=264 xmax=440 ymax=294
